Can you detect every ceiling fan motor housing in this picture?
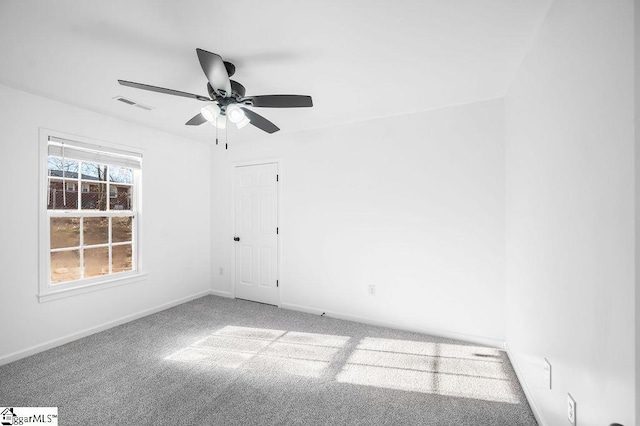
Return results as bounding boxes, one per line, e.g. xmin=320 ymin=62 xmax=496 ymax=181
xmin=207 ymin=80 xmax=246 ymax=103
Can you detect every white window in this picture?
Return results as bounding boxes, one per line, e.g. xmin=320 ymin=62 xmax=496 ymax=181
xmin=39 ymin=130 xmax=144 ymax=302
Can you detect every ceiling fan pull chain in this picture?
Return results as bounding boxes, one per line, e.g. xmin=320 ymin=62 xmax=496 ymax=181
xmin=225 ymin=120 xmax=228 ymax=150
xmin=215 ymin=124 xmax=219 ymax=145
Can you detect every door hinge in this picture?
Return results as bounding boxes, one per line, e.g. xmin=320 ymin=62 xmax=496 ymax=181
xmin=276 ymin=280 xmax=279 ymax=287
xmin=276 ymin=227 xmax=279 ymax=234
xmin=276 ymin=174 xmax=279 ymax=182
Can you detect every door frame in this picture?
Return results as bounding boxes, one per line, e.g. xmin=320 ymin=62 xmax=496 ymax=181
xmin=231 ymin=159 xmax=282 ymax=307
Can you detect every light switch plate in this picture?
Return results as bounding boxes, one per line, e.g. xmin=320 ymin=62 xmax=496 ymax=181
xmin=567 ymin=393 xmax=576 ymax=425
xmin=543 ymin=358 xmax=552 ymax=389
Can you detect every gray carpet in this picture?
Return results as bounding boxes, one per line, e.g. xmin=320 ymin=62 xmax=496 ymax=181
xmin=0 ymin=296 xmax=537 ymax=425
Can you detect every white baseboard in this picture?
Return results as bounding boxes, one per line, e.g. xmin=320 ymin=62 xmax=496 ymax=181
xmin=0 ymin=290 xmax=212 ymax=367
xmin=210 ymin=289 xmax=233 ymax=298
xmin=280 ymin=302 xmax=505 ymax=349
xmin=504 ymin=342 xmax=546 ymax=426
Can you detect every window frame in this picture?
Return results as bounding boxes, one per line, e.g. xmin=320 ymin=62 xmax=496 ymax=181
xmin=38 ymin=129 xmax=146 ymax=303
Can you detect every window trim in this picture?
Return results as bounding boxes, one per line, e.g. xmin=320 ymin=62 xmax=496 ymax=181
xmin=38 ymin=128 xmax=146 ymax=303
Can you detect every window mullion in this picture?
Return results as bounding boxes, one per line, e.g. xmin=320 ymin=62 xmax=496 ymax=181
xmin=83 ymin=243 xmax=111 ymax=249
xmin=111 ymin=241 xmax=131 ymax=247
xmin=75 ymin=166 xmax=79 ymax=210
xmin=77 ymin=160 xmax=82 ymax=211
xmin=79 ymin=217 xmax=84 ymax=280
xmin=132 ymin=171 xmax=138 ymax=272
xmin=51 ymin=246 xmax=81 ymax=253
xmin=106 ymin=164 xmax=111 ymax=213
xmin=108 ymin=216 xmax=113 ymax=275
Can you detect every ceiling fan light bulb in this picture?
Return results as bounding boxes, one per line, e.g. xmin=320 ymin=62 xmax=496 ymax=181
xmin=200 ymin=104 xmax=220 ymax=122
xmin=226 ymin=104 xmax=245 ymax=124
xmin=236 ymin=116 xmax=250 ymax=129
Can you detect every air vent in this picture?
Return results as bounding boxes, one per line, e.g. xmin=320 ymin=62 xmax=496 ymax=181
xmin=113 ymin=96 xmax=154 ymax=111
xmin=116 ymin=97 xmax=136 ymax=105
xmin=133 ymin=103 xmax=153 ymax=111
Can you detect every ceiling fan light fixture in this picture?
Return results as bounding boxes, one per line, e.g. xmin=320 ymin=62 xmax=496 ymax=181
xmin=226 ymin=104 xmax=245 ymax=124
xmin=211 ymin=115 xmax=226 ymax=129
xmin=200 ymin=103 xmax=220 ymax=122
xmin=236 ymin=116 xmax=251 ymax=129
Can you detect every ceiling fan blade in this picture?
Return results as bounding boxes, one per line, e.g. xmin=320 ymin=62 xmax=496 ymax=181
xmin=196 ymin=48 xmax=232 ymax=97
xmin=240 ymin=108 xmax=280 ymax=134
xmin=185 ymin=113 xmax=208 ymax=126
xmin=243 ymin=95 xmax=313 ymax=108
xmin=118 ymin=80 xmax=210 ymax=101
xmin=224 ymin=61 xmax=236 ymax=77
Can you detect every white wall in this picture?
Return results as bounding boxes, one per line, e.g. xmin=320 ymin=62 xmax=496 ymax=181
xmin=211 ymin=99 xmax=506 ymax=344
xmin=505 ymin=1 xmax=635 ymax=425
xmin=0 ymin=84 xmax=211 ymax=362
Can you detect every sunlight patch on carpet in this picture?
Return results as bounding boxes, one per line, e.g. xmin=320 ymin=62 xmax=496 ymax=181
xmin=164 ymin=326 xmax=350 ymax=378
xmin=336 ymin=338 xmax=519 ymax=404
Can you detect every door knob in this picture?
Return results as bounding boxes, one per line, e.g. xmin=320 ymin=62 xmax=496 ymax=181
xmin=234 ymin=236 xmax=240 ymax=242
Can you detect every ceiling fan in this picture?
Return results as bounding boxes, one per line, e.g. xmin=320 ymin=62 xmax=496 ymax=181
xmin=118 ymin=48 xmax=313 ymax=135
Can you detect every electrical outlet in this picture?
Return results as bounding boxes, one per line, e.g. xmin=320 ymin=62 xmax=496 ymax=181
xmin=567 ymin=394 xmax=576 ymax=425
xmin=368 ymin=285 xmax=376 ymax=296
xmin=543 ymin=358 xmax=552 ymax=389
xmin=219 ymin=267 xmax=224 ymax=275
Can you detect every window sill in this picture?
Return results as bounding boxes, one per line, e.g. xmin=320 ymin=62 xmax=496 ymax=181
xmin=38 ymin=272 xmax=147 ymax=303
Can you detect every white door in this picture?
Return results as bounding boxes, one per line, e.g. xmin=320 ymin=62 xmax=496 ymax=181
xmin=234 ymin=163 xmax=279 ymax=305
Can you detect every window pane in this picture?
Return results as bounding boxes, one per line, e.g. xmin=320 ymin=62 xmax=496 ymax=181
xmin=109 ymin=166 xmax=133 ymax=184
xmin=83 ymin=217 xmax=109 ymax=245
xmin=84 ymin=247 xmax=109 ymax=278
xmin=48 ymin=179 xmax=78 ymax=209
xmin=51 ymin=250 xmax=80 ymax=284
xmin=109 ymin=185 xmax=133 ymax=210
xmin=112 ymin=244 xmax=132 ymax=273
xmin=81 ymin=162 xmax=107 ymax=182
xmin=47 ymin=156 xmax=78 ymax=178
xmin=50 ymin=217 xmax=80 ymax=249
xmin=112 ymin=216 xmax=133 ymax=242
xmin=81 ymin=183 xmax=107 ymax=210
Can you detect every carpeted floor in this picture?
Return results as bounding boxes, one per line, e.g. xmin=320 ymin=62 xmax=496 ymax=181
xmin=0 ymin=296 xmax=537 ymax=425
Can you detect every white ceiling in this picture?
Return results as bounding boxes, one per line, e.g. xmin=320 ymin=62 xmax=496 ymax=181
xmin=0 ymin=0 xmax=552 ymax=142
